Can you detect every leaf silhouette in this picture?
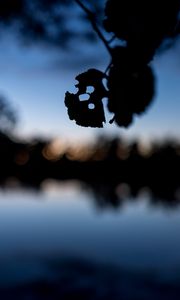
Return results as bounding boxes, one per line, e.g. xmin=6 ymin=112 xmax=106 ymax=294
xmin=107 ymin=47 xmax=155 ymax=127
xmin=65 ymin=69 xmax=107 ymax=128
xmin=65 ymin=0 xmax=179 ymax=129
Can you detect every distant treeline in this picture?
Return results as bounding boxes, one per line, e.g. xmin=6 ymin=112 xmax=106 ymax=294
xmin=0 ymin=131 xmax=180 ymax=206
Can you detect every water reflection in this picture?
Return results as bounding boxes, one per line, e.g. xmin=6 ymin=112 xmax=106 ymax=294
xmin=0 ymin=185 xmax=180 ymax=299
xmin=1 ymin=132 xmax=180 ymax=208
xmin=81 ymin=181 xmax=180 ymax=211
xmin=1 ymin=256 xmax=180 ymax=300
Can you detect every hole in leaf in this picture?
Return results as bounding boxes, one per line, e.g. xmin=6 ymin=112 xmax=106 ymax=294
xmin=79 ymin=94 xmax=90 ymax=101
xmin=88 ymin=103 xmax=95 ymax=110
xmin=102 ymin=78 xmax=108 ymax=90
xmin=86 ymin=86 xmax=95 ymax=93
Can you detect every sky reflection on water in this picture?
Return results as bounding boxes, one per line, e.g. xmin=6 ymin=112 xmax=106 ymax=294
xmin=0 ymin=182 xmax=180 ymax=297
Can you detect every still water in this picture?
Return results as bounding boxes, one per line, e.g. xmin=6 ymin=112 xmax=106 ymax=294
xmin=0 ymin=180 xmax=180 ymax=299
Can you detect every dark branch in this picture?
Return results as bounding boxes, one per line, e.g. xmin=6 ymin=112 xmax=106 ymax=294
xmin=75 ymin=0 xmax=112 ymax=55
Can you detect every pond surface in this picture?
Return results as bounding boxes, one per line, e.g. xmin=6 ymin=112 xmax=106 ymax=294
xmin=0 ymin=181 xmax=180 ymax=299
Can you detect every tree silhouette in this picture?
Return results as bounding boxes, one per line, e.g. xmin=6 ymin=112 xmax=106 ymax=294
xmin=0 ymin=95 xmax=17 ymax=132
xmin=65 ymin=0 xmax=180 ymax=128
xmin=0 ymin=0 xmax=103 ymax=48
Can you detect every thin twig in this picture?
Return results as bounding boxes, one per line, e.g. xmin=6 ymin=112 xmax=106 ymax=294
xmin=108 ymin=35 xmax=116 ymax=44
xmin=104 ymin=60 xmax=112 ymax=74
xmin=75 ymin=0 xmax=112 ymax=55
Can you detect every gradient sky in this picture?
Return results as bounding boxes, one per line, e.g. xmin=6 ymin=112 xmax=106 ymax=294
xmin=0 ymin=30 xmax=180 ymax=144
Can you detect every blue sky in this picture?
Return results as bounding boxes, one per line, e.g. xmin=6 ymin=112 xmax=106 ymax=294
xmin=0 ymin=31 xmax=180 ymax=144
